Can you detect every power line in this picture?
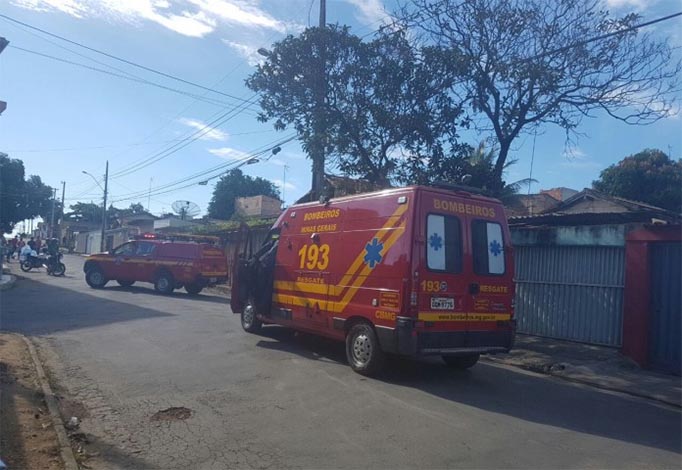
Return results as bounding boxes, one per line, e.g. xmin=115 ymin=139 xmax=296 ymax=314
xmin=9 ymin=45 xmax=259 ymax=111
xmin=111 ymin=134 xmax=297 ymax=202
xmin=0 ymin=13 xmax=257 ymax=106
xmin=98 ymin=29 xmax=282 ymax=181
xmin=5 ymin=131 xmax=275 ymax=153
xmin=110 ymin=94 xmax=261 ymax=178
xmin=529 ymin=11 xmax=682 ymax=61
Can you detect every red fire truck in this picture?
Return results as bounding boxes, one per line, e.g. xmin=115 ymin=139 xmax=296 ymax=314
xmin=231 ymin=185 xmax=515 ymax=375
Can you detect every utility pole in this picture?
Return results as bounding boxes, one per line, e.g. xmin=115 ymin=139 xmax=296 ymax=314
xmin=101 ymin=160 xmax=109 ymax=252
xmin=147 ymin=177 xmax=153 ymax=212
xmin=60 ymin=181 xmax=66 ymax=239
xmin=282 ymin=164 xmax=289 ymax=206
xmin=49 ymin=188 xmax=57 ymax=238
xmin=311 ymin=0 xmax=327 ymax=200
xmin=0 ymin=37 xmax=8 ymax=116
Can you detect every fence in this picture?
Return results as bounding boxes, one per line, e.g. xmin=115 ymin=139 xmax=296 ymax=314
xmin=514 ymin=245 xmax=625 ymax=347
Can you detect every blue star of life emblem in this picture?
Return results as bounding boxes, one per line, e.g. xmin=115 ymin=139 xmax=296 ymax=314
xmin=429 ymin=232 xmax=443 ymax=251
xmin=364 ymin=238 xmax=384 ymax=269
xmin=489 ymin=239 xmax=503 ymax=257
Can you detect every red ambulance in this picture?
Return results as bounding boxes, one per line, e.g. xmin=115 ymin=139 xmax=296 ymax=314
xmin=231 ymin=185 xmax=515 ymax=375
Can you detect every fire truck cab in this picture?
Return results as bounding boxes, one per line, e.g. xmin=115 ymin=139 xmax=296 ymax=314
xmin=231 ymin=185 xmax=515 ymax=375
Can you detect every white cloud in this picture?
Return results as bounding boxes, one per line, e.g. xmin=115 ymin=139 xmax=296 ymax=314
xmin=562 ymin=146 xmax=587 ymax=159
xmin=269 ymin=158 xmax=287 ymax=166
xmin=12 ymin=0 xmax=287 ymax=38
xmin=208 ymin=146 xmax=249 ymax=160
xmin=12 ymin=0 xmax=86 ymax=16
xmin=345 ymin=0 xmax=391 ymax=26
xmin=273 ymin=178 xmax=296 ymax=191
xmin=188 ymin=0 xmax=285 ymax=32
xmin=179 ymin=117 xmax=228 ymax=140
xmin=221 ymin=39 xmax=262 ymax=66
xmin=603 ymin=0 xmax=650 ymax=10
xmin=560 ymin=147 xmax=602 ymax=170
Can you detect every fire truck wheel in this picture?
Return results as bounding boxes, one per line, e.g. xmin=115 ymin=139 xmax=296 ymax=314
xmin=117 ymin=280 xmax=135 ymax=287
xmin=442 ymin=354 xmax=480 ymax=369
xmin=85 ymin=266 xmax=107 ymax=288
xmin=154 ymin=271 xmax=175 ymax=294
xmin=346 ymin=323 xmax=385 ymax=376
xmin=241 ymin=301 xmax=262 ymax=333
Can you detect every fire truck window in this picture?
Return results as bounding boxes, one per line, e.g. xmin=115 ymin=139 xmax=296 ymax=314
xmin=113 ymin=243 xmax=135 ymax=256
xmin=135 ymin=242 xmax=156 ymax=256
xmin=426 ymin=214 xmax=462 ymax=273
xmin=472 ymin=220 xmax=505 ymax=275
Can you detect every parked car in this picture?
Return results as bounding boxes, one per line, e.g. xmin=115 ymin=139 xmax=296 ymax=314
xmin=83 ymin=240 xmax=228 ymax=295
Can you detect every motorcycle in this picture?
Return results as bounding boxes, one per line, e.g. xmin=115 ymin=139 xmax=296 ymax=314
xmin=20 ymin=251 xmax=66 ymax=276
xmin=46 ymin=252 xmax=66 ymax=277
xmin=20 ymin=252 xmax=48 ymax=272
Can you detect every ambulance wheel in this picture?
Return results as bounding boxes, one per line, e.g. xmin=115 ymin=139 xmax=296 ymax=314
xmin=442 ymin=354 xmax=480 ymax=369
xmin=154 ymin=271 xmax=175 ymax=294
xmin=346 ymin=323 xmax=384 ymax=376
xmin=241 ymin=301 xmax=262 ymax=333
xmin=117 ymin=280 xmax=135 ymax=287
xmin=85 ymin=267 xmax=107 ymax=288
xmin=185 ymin=283 xmax=203 ymax=295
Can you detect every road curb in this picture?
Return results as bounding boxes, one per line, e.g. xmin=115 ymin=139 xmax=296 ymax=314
xmin=0 ymin=274 xmax=16 ymax=291
xmin=483 ymin=357 xmax=681 ymax=408
xmin=21 ymin=335 xmax=80 ymax=470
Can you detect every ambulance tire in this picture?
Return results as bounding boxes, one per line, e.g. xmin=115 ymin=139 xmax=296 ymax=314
xmin=154 ymin=271 xmax=175 ymax=295
xmin=241 ymin=300 xmax=262 ymax=333
xmin=346 ymin=322 xmax=385 ymax=376
xmin=185 ymin=283 xmax=203 ymax=295
xmin=442 ymin=354 xmax=480 ymax=370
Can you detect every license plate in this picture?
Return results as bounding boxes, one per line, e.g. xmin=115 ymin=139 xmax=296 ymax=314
xmin=431 ymin=297 xmax=455 ymax=310
xmin=210 ymin=277 xmax=217 ymax=283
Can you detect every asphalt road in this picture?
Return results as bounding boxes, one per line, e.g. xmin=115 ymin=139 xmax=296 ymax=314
xmin=1 ymin=255 xmax=680 ymax=469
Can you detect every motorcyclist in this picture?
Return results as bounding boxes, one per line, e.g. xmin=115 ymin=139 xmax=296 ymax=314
xmin=46 ymin=238 xmax=61 ymax=271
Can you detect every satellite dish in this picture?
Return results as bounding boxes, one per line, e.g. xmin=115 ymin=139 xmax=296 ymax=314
xmin=171 ymin=200 xmax=200 ymax=220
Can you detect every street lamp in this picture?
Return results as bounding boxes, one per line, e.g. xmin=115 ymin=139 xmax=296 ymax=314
xmin=82 ymin=161 xmax=109 ymax=252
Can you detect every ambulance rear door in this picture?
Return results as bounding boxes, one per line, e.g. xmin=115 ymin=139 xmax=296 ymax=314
xmin=416 ymin=193 xmax=469 ymax=339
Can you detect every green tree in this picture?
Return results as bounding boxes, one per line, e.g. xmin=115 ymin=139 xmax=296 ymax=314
xmin=247 ymin=25 xmax=464 ymax=185
xmin=401 ymin=141 xmax=535 ymax=201
xmin=0 ymin=154 xmax=55 ymax=233
xmin=207 ymin=169 xmax=280 ymax=220
xmin=65 ymin=202 xmax=103 ymax=224
xmin=403 ymin=0 xmax=680 ymax=192
xmin=593 ymin=149 xmax=682 ymax=212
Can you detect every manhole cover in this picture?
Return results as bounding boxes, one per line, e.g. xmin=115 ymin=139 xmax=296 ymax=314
xmin=151 ymin=407 xmax=192 ymax=422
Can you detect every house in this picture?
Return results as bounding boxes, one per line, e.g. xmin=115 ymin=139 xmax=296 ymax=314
xmin=235 ymin=195 xmax=281 ymax=218
xmin=509 ymin=188 xmax=680 ymax=374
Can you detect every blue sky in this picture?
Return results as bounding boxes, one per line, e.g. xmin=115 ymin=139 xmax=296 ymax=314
xmin=1 ymin=0 xmax=680 ymax=218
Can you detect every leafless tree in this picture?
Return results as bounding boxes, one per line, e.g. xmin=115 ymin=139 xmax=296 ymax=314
xmin=401 ymin=0 xmax=681 ymax=191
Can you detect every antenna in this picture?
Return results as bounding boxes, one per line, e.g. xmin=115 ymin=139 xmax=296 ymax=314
xmin=171 ymin=200 xmax=200 ymax=220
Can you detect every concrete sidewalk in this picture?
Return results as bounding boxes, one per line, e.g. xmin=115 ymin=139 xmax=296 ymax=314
xmin=485 ymin=334 xmax=681 ymax=407
xmin=0 ymin=264 xmax=17 ymax=291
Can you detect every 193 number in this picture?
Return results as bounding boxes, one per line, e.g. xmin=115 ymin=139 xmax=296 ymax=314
xmin=298 ymin=244 xmax=330 ymax=270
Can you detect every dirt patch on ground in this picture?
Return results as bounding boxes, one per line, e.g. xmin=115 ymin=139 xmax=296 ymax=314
xmin=0 ymin=333 xmax=63 ymax=469
xmin=151 ymin=406 xmax=192 ymax=422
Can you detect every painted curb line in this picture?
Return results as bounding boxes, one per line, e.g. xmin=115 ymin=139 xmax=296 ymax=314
xmin=21 ymin=335 xmax=80 ymax=470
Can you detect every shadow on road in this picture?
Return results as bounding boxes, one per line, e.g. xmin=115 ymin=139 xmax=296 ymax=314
xmin=0 ymin=276 xmax=174 ymax=335
xmin=253 ymin=325 xmax=682 ymax=454
xmin=105 ymin=285 xmax=228 ymax=304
